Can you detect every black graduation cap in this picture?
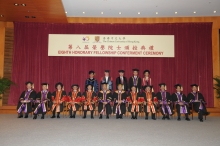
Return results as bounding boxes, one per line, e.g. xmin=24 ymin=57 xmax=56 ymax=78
xmin=159 ymin=83 xmax=166 ymax=87
xmin=190 ymin=84 xmax=198 ymax=87
xmin=143 ymin=70 xmax=150 ymax=74
xmin=132 ymin=69 xmax=139 ymax=72
xmin=105 ymin=70 xmax=110 ymax=73
xmin=86 ymin=84 xmax=93 ymax=88
xmin=89 ymin=70 xmax=95 ymax=74
xmin=143 ymin=85 xmax=153 ymax=90
xmin=25 ymin=81 xmax=33 ymax=85
xmin=55 ymin=82 xmax=63 ymax=88
xmin=118 ymin=70 xmax=125 ymax=73
xmin=41 ymin=83 xmax=48 ymax=86
xmin=71 ymin=84 xmax=79 ymax=88
xmin=101 ymin=82 xmax=108 ymax=85
xmin=174 ymin=84 xmax=182 ymax=88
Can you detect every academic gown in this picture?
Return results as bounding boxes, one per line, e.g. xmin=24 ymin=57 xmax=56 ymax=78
xmin=98 ymin=90 xmax=112 ymax=114
xmin=68 ymin=91 xmax=81 ymax=111
xmin=156 ymin=91 xmax=173 ymax=115
xmin=100 ymin=77 xmax=113 ymax=91
xmin=17 ymin=90 xmax=37 ymax=114
xmin=127 ymin=92 xmax=141 ymax=112
xmin=50 ymin=91 xmax=66 ymax=112
xmin=34 ymin=91 xmax=51 ymax=114
xmin=116 ymin=76 xmax=128 ymax=91
xmin=129 ymin=77 xmax=142 ymax=92
xmin=82 ymin=91 xmax=96 ymax=111
xmin=141 ymin=92 xmax=157 ymax=113
xmin=171 ymin=93 xmax=189 ymax=115
xmin=112 ymin=90 xmax=127 ymax=114
xmin=85 ymin=78 xmax=99 ymax=93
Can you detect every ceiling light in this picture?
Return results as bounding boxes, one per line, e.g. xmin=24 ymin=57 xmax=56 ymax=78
xmin=175 ymin=12 xmax=177 ymax=14
xmin=138 ymin=12 xmax=141 ymax=14
xmin=119 ymin=12 xmax=122 ymax=14
xmin=82 ymin=12 xmax=85 ymax=14
xmin=0 ymin=15 xmax=4 ymax=17
xmin=101 ymin=12 xmax=104 ymax=14
xmin=25 ymin=16 xmax=29 ymax=18
xmin=193 ymin=11 xmax=196 ymax=13
xmin=21 ymin=4 xmax=26 ymax=6
xmin=65 ymin=12 xmax=67 ymax=14
xmin=14 ymin=3 xmax=19 ymax=6
xmin=214 ymin=11 xmax=217 ymax=13
xmin=156 ymin=12 xmax=158 ymax=14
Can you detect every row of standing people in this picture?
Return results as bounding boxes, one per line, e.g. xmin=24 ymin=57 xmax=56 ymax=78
xmin=17 ymin=80 xmax=209 ymax=122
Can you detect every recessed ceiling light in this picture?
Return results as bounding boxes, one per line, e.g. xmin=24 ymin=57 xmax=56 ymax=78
xmin=175 ymin=12 xmax=177 ymax=14
xmin=65 ymin=12 xmax=67 ymax=14
xmin=193 ymin=11 xmax=196 ymax=13
xmin=101 ymin=12 xmax=104 ymax=14
xmin=156 ymin=12 xmax=158 ymax=14
xmin=82 ymin=12 xmax=85 ymax=14
xmin=14 ymin=3 xmax=19 ymax=6
xmin=138 ymin=12 xmax=141 ymax=15
xmin=21 ymin=4 xmax=26 ymax=6
xmin=0 ymin=15 xmax=4 ymax=17
xmin=214 ymin=11 xmax=217 ymax=13
xmin=25 ymin=16 xmax=29 ymax=18
xmin=119 ymin=12 xmax=122 ymax=14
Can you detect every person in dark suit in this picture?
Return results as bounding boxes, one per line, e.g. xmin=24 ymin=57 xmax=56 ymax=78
xmin=17 ymin=81 xmax=36 ymax=118
xmin=129 ymin=69 xmax=141 ymax=92
xmin=187 ymin=84 xmax=209 ymax=122
xmin=116 ymin=70 xmax=128 ymax=91
xmin=33 ymin=83 xmax=51 ymax=119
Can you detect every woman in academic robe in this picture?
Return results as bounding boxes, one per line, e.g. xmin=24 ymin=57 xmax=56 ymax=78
xmin=98 ymin=82 xmax=112 ymax=119
xmin=142 ymin=70 xmax=152 ymax=89
xmin=156 ymin=83 xmax=173 ymax=120
xmin=50 ymin=82 xmax=66 ymax=118
xmin=33 ymin=83 xmax=51 ymax=119
xmin=187 ymin=84 xmax=209 ymax=122
xmin=68 ymin=84 xmax=81 ymax=118
xmin=127 ymin=85 xmax=141 ymax=119
xmin=113 ymin=84 xmax=127 ymax=119
xmin=171 ymin=84 xmax=190 ymax=121
xmin=82 ymin=84 xmax=96 ymax=119
xmin=17 ymin=81 xmax=36 ymax=118
xmin=141 ymin=85 xmax=157 ymax=120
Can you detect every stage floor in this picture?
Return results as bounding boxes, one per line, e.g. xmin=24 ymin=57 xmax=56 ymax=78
xmin=0 ymin=114 xmax=219 ymax=146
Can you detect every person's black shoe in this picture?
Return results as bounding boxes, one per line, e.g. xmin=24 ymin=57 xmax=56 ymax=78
xmin=24 ymin=115 xmax=28 ymax=118
xmin=162 ymin=116 xmax=166 ymax=120
xmin=106 ymin=116 xmax=109 ymax=119
xmin=33 ymin=115 xmax=37 ymax=120
xmin=134 ymin=116 xmax=137 ymax=119
xmin=83 ymin=116 xmax=86 ymax=119
xmin=99 ymin=114 xmax=102 ymax=119
xmin=177 ymin=117 xmax=181 ymax=121
xmin=131 ymin=116 xmax=135 ymax=119
xmin=41 ymin=116 xmax=44 ymax=119
xmin=152 ymin=118 xmax=156 ymax=120
xmin=69 ymin=116 xmax=73 ymax=118
xmin=166 ymin=116 xmax=170 ymax=120
xmin=91 ymin=116 xmax=94 ymax=119
xmin=185 ymin=118 xmax=190 ymax=121
xmin=145 ymin=117 xmax=148 ymax=120
xmin=200 ymin=119 xmax=203 ymax=122
xmin=51 ymin=115 xmax=55 ymax=118
xmin=18 ymin=115 xmax=23 ymax=118
xmin=73 ymin=115 xmax=75 ymax=118
xmin=57 ymin=115 xmax=60 ymax=118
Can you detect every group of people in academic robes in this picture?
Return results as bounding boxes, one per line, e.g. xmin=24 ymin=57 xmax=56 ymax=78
xmin=16 ymin=69 xmax=209 ymax=122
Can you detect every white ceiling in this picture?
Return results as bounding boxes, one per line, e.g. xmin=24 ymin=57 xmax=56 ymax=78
xmin=62 ymin=0 xmax=220 ymax=18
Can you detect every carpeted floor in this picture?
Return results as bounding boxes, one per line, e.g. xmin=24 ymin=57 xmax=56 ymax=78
xmin=0 ymin=114 xmax=219 ymax=146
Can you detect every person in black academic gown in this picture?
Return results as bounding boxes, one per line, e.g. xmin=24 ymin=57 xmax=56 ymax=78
xmin=85 ymin=70 xmax=99 ymax=93
xmin=127 ymin=85 xmax=141 ymax=119
xmin=33 ymin=83 xmax=51 ymax=119
xmin=100 ymin=70 xmax=113 ymax=91
xmin=171 ymin=84 xmax=190 ymax=121
xmin=82 ymin=84 xmax=96 ymax=119
xmin=129 ymin=69 xmax=141 ymax=92
xmin=113 ymin=84 xmax=127 ymax=119
xmin=156 ymin=83 xmax=173 ymax=120
xmin=187 ymin=84 xmax=209 ymax=122
xmin=141 ymin=85 xmax=157 ymax=120
xmin=50 ymin=82 xmax=66 ymax=118
xmin=68 ymin=84 xmax=81 ymax=118
xmin=98 ymin=83 xmax=112 ymax=119
xmin=116 ymin=70 xmax=128 ymax=91
xmin=17 ymin=81 xmax=36 ymax=118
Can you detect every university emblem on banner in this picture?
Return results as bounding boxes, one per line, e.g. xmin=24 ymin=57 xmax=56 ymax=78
xmin=95 ymin=36 xmax=100 ymax=42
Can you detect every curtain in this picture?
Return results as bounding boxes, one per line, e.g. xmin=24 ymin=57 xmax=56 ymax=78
xmin=8 ymin=22 xmax=213 ymax=107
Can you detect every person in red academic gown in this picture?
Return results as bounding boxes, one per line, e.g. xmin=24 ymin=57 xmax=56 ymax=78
xmin=68 ymin=84 xmax=81 ymax=118
xmin=142 ymin=70 xmax=152 ymax=89
xmin=17 ymin=81 xmax=36 ymax=118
